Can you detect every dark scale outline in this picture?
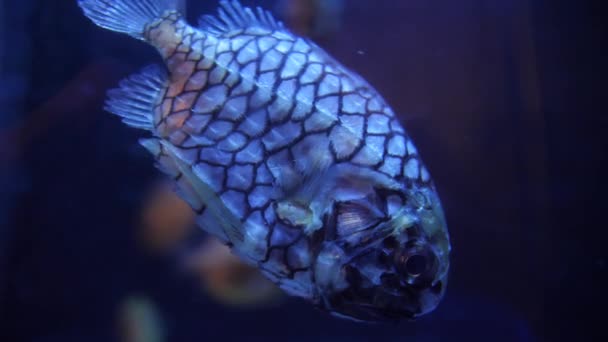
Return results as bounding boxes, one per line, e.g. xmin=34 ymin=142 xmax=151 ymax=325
xmin=332 ymin=131 xmax=366 ymax=163
xmin=366 ymin=112 xmax=393 ymax=136
xmin=269 ymin=81 xmax=298 ymax=123
xmin=157 ymin=95 xmax=175 ymax=124
xmin=303 ymin=120 xmax=338 ymax=137
xmin=224 ymin=60 xmax=244 ymax=88
xmin=208 ymin=59 xmax=231 ymax=85
xmin=258 ymin=202 xmax=277 ymax=261
xmin=201 ymin=115 xmax=236 ymax=141
xmin=333 ymin=106 xmax=372 ymax=163
xmin=215 ymin=130 xmax=248 ymax=151
xmin=328 ymin=85 xmax=366 ymax=153
xmin=247 ymin=82 xmax=273 ymax=112
xmin=162 ymin=28 xmax=188 ymax=64
xmin=230 ymin=34 xmax=255 ymax=53
xmin=224 ymin=162 xmax=255 ymax=191
xmin=293 ymin=37 xmax=313 ymax=54
xmin=258 ymin=45 xmax=287 ymax=74
xmin=187 ymin=44 xmax=205 ymax=62
xmin=171 ymin=30 xmax=312 ymax=237
xmin=316 ymin=72 xmax=343 ymax=98
xmin=161 ymin=58 xmax=206 ymax=133
xmin=261 ymin=120 xmax=302 ymax=153
xmin=183 ymin=69 xmax=209 ymax=93
xmin=218 ymin=189 xmax=250 ymax=219
xmin=168 ymin=129 xmax=189 ymax=147
xmin=347 ymin=133 xmax=390 ymax=169
xmin=401 ymin=157 xmax=418 ymax=191
xmin=290 ymin=84 xmax=317 ymax=122
xmin=196 ymin=47 xmax=217 ymax=72
xmin=257 ymin=35 xmax=281 ymax=55
xmin=385 ymin=131 xmax=408 ymax=159
xmin=195 ymin=147 xmax=235 ymax=168
xmin=261 ymin=230 xmax=308 ymax=280
xmin=375 ymin=132 xmax=401 ymax=178
xmin=238 ymin=108 xmax=270 ymax=140
xmin=279 ymin=52 xmax=308 ymax=81
xmin=266 ymin=249 xmax=291 ymax=277
xmin=249 ymin=35 xmax=298 ymax=112
xmin=170 ymin=91 xmax=198 ymax=113
xmin=328 ymin=117 xmax=362 ymax=161
xmin=365 ymin=94 xmax=385 ymax=114
xmin=231 ymin=139 xmax=266 ymax=165
xmin=299 ymin=62 xmax=325 ymax=87
xmin=340 ymin=92 xmax=370 ymax=116
xmin=237 ymin=38 xmax=265 ymax=68
xmin=143 ymin=11 xmax=181 ymax=49
xmin=284 ymin=245 xmax=312 ymax=279
xmin=184 ymin=35 xmax=283 ymax=149
xmin=264 ymin=46 xmax=306 ymax=125
xmin=246 ymin=185 xmax=274 ymax=210
xmin=152 ymin=89 xmax=168 ymax=127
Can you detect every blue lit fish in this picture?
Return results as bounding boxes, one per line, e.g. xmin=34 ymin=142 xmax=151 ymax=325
xmin=79 ymin=0 xmax=451 ymax=321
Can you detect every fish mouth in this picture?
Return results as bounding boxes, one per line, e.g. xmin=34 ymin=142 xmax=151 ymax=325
xmin=320 ymin=284 xmax=432 ymax=322
xmin=318 ymin=264 xmax=446 ymax=322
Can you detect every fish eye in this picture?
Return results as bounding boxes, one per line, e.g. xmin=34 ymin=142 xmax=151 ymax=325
xmin=395 ymin=243 xmax=437 ymax=283
xmin=404 ymin=254 xmax=427 ymax=276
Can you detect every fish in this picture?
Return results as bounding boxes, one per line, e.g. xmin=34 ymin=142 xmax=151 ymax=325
xmin=78 ymin=0 xmax=451 ymax=322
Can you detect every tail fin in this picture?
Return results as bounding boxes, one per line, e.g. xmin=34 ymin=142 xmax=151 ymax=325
xmin=78 ymin=0 xmax=179 ymax=40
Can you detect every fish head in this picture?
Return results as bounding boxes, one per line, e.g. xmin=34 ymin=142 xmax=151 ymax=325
xmin=312 ymin=181 xmax=451 ymax=322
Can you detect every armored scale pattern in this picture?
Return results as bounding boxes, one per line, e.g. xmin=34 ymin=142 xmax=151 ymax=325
xmin=126 ymin=7 xmax=433 ymax=299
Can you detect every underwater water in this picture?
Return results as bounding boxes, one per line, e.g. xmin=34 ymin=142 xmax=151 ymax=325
xmin=0 ymin=0 xmax=606 ymax=341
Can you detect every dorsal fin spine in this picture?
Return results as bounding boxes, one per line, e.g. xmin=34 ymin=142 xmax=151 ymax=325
xmin=198 ymin=0 xmax=285 ymax=36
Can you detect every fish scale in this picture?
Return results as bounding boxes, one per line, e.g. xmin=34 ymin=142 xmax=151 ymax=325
xmin=80 ymin=0 xmax=450 ymax=322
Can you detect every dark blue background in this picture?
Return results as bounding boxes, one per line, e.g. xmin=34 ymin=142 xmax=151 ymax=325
xmin=1 ymin=0 xmax=606 ymax=341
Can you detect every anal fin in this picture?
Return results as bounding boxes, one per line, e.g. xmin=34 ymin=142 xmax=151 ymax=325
xmin=140 ymin=138 xmax=204 ymax=213
xmin=150 ymin=140 xmax=244 ymax=246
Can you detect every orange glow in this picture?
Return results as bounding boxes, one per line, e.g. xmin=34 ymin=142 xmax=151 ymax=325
xmin=139 ymin=182 xmax=196 ymax=253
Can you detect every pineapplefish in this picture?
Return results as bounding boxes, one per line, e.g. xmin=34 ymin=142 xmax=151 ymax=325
xmin=79 ymin=0 xmax=451 ymax=322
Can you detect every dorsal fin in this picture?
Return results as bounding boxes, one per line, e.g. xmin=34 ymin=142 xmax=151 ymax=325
xmin=198 ymin=0 xmax=285 ymax=36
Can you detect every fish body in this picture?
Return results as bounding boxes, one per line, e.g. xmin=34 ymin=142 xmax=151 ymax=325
xmin=79 ymin=0 xmax=451 ymax=322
